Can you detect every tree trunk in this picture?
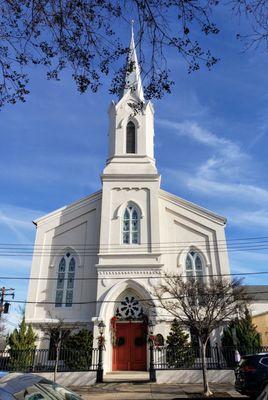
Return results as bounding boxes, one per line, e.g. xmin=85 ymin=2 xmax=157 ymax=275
xmin=54 ymin=332 xmax=62 ymax=383
xmin=54 ymin=345 xmax=59 ymax=383
xmin=200 ymin=341 xmax=212 ymax=397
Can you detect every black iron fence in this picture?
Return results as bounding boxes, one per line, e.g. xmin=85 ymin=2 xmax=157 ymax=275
xmin=0 ymin=348 xmax=99 ymax=373
xmin=153 ymin=345 xmax=268 ymax=370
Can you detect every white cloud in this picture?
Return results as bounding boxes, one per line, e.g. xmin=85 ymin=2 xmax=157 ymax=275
xmin=187 ymin=178 xmax=268 ymax=206
xmin=161 ymin=119 xmax=268 ymax=231
xmin=0 ymin=204 xmax=44 ymax=243
xmin=228 ymin=209 xmax=268 ymax=229
xmin=158 ymin=119 xmax=249 ymax=181
xmin=158 ymin=119 xmax=242 ymax=156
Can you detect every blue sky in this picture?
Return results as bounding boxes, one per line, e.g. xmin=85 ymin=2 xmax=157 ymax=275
xmin=0 ymin=6 xmax=268 ymax=329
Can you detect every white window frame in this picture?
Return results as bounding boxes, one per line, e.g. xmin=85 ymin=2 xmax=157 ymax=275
xmin=185 ymin=250 xmax=204 ymax=282
xmin=55 ymin=252 xmax=76 ymax=308
xmin=122 ymin=204 xmax=140 ymax=245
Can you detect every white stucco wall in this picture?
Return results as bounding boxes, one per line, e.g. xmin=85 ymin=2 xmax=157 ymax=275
xmin=33 ymin=371 xmax=96 ymax=386
xmin=156 ymin=369 xmax=235 ymax=384
xmin=25 ymin=191 xmax=102 ymax=334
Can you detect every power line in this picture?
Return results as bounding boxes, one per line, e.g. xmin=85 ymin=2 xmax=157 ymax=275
xmin=0 ymin=241 xmax=268 ymax=255
xmin=0 ymin=270 xmax=268 ymax=282
xmin=5 ymin=291 xmax=268 ymax=305
xmin=1 ymin=245 xmax=268 ymax=256
xmin=0 ymin=237 xmax=268 ymax=257
xmin=1 ymin=235 xmax=268 ymax=246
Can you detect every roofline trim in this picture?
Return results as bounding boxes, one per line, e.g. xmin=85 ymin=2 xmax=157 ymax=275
xmin=34 ymin=190 xmax=102 ymax=226
xmin=159 ymin=189 xmax=227 ymax=225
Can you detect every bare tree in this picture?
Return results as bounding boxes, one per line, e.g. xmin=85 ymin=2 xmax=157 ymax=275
xmin=153 ymin=275 xmax=250 ymax=397
xmin=38 ymin=318 xmax=78 ymax=382
xmin=0 ymin=316 xmax=7 ymax=348
xmin=232 ymin=0 xmax=268 ymax=50
xmin=0 ymin=1 xmax=267 ymax=108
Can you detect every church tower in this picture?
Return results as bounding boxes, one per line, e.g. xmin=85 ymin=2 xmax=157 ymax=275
xmin=98 ymin=26 xmax=161 ymax=255
xmin=95 ymin=27 xmax=163 ymax=370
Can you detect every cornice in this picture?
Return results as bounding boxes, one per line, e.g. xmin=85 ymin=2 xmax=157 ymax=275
xmin=34 ymin=190 xmax=102 ymax=227
xmin=96 ymin=263 xmax=164 ymax=269
xmin=98 ymin=252 xmax=162 ymax=259
xmin=159 ymin=188 xmax=226 ymax=226
xmin=101 ymin=174 xmax=160 ymax=182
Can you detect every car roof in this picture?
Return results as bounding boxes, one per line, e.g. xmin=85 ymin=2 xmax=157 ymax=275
xmin=243 ymin=353 xmax=268 ymax=358
xmin=0 ymin=373 xmax=45 ymax=395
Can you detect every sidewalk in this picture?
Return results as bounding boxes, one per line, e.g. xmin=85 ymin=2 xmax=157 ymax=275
xmin=74 ymin=382 xmax=248 ymax=399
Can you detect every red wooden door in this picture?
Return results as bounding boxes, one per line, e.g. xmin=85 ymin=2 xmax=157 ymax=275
xmin=112 ymin=321 xmax=147 ymax=371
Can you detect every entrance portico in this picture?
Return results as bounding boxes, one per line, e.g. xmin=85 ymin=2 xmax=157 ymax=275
xmin=94 ymin=279 xmax=157 ymax=373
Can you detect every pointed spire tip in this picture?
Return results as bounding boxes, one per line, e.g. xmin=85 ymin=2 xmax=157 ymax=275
xmin=120 ymin=20 xmax=144 ymax=102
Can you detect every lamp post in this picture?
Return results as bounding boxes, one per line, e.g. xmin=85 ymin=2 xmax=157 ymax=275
xmin=96 ymin=321 xmax=105 ymax=383
xmin=148 ymin=320 xmax=156 ymax=382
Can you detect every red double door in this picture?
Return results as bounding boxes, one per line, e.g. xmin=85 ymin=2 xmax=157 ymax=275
xmin=112 ymin=321 xmax=147 ymax=371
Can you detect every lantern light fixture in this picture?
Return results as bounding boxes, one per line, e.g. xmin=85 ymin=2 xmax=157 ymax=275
xmin=98 ymin=321 xmax=105 ymax=336
xmin=148 ymin=320 xmax=154 ymax=335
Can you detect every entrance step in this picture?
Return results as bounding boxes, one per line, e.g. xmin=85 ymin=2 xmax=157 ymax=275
xmin=104 ymin=371 xmax=150 ymax=383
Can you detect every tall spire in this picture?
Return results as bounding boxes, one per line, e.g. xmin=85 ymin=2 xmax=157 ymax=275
xmin=122 ymin=20 xmax=144 ymax=101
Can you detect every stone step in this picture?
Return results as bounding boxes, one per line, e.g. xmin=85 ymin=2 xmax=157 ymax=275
xmin=104 ymin=371 xmax=150 ymax=382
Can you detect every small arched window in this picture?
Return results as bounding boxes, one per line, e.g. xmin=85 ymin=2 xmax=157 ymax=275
xmin=156 ymin=334 xmax=165 ymax=346
xmin=122 ymin=204 xmax=140 ymax=244
xmin=185 ymin=251 xmax=204 ymax=282
xmin=55 ymin=252 xmax=76 ymax=307
xmin=126 ymin=121 xmax=136 ymax=154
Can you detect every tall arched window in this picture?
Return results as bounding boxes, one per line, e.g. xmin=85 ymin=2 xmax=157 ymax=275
xmin=122 ymin=204 xmax=140 ymax=244
xmin=55 ymin=252 xmax=76 ymax=307
xmin=126 ymin=121 xmax=136 ymax=154
xmin=185 ymin=251 xmax=203 ymax=283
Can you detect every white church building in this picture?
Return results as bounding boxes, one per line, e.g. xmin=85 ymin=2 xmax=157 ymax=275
xmin=25 ymin=29 xmax=231 ymax=373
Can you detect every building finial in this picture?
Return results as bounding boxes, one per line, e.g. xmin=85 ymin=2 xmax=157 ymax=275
xmin=131 ymin=19 xmax=134 ymax=40
xmin=120 ymin=20 xmax=144 ymax=101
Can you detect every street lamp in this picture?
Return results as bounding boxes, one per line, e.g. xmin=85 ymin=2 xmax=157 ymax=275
xmin=96 ymin=321 xmax=105 ymax=383
xmin=148 ymin=320 xmax=156 ymax=382
xmin=98 ymin=321 xmax=105 ymax=336
xmin=148 ymin=320 xmax=154 ymax=335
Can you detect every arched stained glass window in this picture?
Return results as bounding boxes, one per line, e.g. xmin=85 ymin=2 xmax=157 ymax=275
xmin=55 ymin=253 xmax=76 ymax=307
xmin=185 ymin=251 xmax=204 ymax=282
xmin=123 ymin=204 xmax=140 ymax=244
xmin=126 ymin=121 xmax=136 ymax=154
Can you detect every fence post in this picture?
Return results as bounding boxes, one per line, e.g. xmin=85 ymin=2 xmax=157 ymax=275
xmin=149 ymin=341 xmax=156 ymax=382
xmin=96 ymin=341 xmax=104 ymax=383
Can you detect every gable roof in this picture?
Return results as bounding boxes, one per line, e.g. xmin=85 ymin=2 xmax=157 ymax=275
xmin=159 ymin=188 xmax=227 ymax=226
xmin=33 ymin=190 xmax=102 ymax=226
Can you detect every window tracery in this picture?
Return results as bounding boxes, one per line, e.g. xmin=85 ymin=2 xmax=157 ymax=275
xmin=122 ymin=204 xmax=140 ymax=244
xmin=115 ymin=296 xmax=144 ymax=319
xmin=185 ymin=250 xmax=204 ymax=282
xmin=55 ymin=252 xmax=76 ymax=307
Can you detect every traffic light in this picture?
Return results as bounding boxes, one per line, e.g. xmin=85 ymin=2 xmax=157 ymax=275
xmin=3 ymin=302 xmax=10 ymax=314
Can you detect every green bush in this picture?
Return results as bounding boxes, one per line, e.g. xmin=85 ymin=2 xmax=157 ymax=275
xmin=166 ymin=319 xmax=194 ymax=368
xmin=7 ymin=317 xmax=36 ymax=371
xmin=62 ymin=329 xmax=93 ymax=371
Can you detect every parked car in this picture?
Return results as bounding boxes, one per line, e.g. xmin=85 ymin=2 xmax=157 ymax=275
xmin=0 ymin=372 xmax=82 ymax=400
xmin=235 ymin=353 xmax=268 ymax=398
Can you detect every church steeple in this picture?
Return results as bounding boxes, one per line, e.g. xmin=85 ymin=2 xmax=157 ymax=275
xmin=121 ymin=21 xmax=144 ymax=102
xmin=103 ymin=22 xmax=158 ymax=178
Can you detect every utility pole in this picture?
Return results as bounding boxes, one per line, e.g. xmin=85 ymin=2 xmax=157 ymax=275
xmin=0 ymin=287 xmax=15 ymax=318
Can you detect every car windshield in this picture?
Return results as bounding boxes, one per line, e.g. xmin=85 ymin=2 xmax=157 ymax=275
xmin=37 ymin=381 xmax=81 ymax=400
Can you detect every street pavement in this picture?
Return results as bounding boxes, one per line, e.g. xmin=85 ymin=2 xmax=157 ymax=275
xmin=73 ymin=382 xmax=248 ymax=399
